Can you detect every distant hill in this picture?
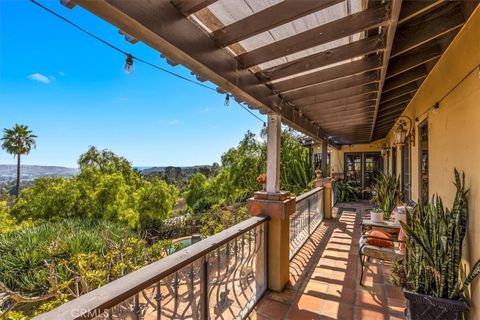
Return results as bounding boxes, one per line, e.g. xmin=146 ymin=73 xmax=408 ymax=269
xmin=0 ymin=165 xmax=79 ymax=183
xmin=141 ymin=165 xmax=217 ymax=187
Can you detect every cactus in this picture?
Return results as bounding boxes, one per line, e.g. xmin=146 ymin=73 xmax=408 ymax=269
xmin=392 ymin=169 xmax=479 ymax=301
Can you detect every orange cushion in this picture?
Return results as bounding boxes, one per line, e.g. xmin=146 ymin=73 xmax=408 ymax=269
xmin=366 ymin=230 xmax=394 ymax=249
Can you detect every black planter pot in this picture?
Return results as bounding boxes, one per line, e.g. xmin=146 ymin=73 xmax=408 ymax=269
xmin=403 ymin=290 xmax=469 ymax=320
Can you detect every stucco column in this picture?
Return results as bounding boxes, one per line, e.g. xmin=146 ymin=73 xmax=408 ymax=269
xmin=248 ymin=114 xmax=294 ymax=292
xmin=317 ymin=177 xmax=333 ymax=219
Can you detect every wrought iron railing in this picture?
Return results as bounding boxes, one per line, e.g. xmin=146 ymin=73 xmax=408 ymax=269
xmin=34 ymin=216 xmax=268 ymax=320
xmin=289 ymin=187 xmax=324 ymax=259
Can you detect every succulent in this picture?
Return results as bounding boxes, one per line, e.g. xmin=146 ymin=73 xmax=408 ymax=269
xmin=370 ymin=171 xmax=401 ymax=219
xmin=391 ymin=169 xmax=480 ymax=301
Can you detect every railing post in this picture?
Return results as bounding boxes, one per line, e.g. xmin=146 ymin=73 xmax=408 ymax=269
xmin=201 ymin=256 xmax=208 ymax=320
xmin=307 ymin=199 xmax=311 ymax=236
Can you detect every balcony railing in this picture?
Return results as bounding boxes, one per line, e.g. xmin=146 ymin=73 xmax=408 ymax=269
xmin=289 ymin=187 xmax=324 ymax=259
xmin=34 ymin=216 xmax=268 ymax=320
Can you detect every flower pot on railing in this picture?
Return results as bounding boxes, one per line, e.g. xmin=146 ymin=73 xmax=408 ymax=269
xmin=403 ymin=290 xmax=468 ymax=320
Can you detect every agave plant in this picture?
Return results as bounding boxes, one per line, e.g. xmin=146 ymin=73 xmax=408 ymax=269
xmin=391 ymin=169 xmax=480 ymax=301
xmin=370 ymin=171 xmax=401 ymax=219
xmin=336 ymin=179 xmax=359 ymax=203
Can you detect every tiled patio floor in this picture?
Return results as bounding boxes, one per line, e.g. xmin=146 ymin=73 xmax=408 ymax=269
xmin=249 ymin=202 xmax=406 ymax=320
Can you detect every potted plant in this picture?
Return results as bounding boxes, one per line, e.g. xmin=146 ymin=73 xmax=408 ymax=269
xmin=371 ymin=171 xmax=401 ymax=219
xmin=336 ymin=179 xmax=359 ymax=203
xmin=391 ymin=170 xmax=480 ymax=320
xmin=370 ymin=207 xmax=384 ymax=222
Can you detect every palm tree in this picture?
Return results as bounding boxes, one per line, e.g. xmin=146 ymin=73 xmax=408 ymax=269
xmin=1 ymin=124 xmax=37 ymax=197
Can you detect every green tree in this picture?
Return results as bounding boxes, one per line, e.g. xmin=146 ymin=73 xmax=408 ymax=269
xmin=11 ymin=148 xmax=178 ymax=230
xmin=1 ymin=124 xmax=37 ymax=197
xmin=184 ymin=173 xmax=208 ymax=209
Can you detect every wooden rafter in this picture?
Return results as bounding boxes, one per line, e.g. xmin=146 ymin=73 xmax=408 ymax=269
xmin=398 ymin=0 xmax=447 ymax=25
xmin=171 ymin=0 xmax=217 ymax=16
xmin=369 ymin=0 xmax=403 ymax=141
xmin=270 ymin=55 xmax=383 ymax=93
xmin=387 ymin=44 xmax=441 ymax=79
xmin=282 ymin=71 xmax=380 ymax=100
xmin=291 ymin=83 xmax=378 ymax=106
xmin=211 ymin=0 xmax=343 ymax=46
xmin=237 ymin=4 xmax=391 ymax=68
xmin=391 ymin=3 xmax=465 ymax=58
xmin=258 ymin=36 xmax=386 ymax=82
xmin=383 ymin=65 xmax=427 ymax=93
xmin=301 ymin=94 xmax=377 ymax=111
xmin=380 ymin=82 xmax=417 ymax=103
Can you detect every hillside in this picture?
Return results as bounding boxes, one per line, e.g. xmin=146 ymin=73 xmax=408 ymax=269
xmin=0 ymin=165 xmax=79 ymax=183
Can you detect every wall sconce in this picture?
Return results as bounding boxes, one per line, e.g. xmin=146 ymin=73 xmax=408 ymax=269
xmin=394 ymin=116 xmax=415 ymax=148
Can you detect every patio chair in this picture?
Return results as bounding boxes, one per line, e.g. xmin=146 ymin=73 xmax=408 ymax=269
xmin=359 ymin=234 xmax=404 ymax=285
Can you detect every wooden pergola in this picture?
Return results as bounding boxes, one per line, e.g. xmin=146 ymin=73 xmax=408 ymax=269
xmin=66 ymin=0 xmax=478 ymax=145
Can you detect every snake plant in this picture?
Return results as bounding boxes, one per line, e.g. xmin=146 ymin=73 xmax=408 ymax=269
xmin=336 ymin=179 xmax=359 ymax=202
xmin=391 ymin=169 xmax=480 ymax=301
xmin=370 ymin=171 xmax=401 ymax=219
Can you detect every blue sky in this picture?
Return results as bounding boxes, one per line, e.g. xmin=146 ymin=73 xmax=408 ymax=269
xmin=0 ymin=0 xmax=265 ymax=167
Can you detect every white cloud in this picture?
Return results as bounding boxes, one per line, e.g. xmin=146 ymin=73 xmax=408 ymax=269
xmin=58 ymin=71 xmax=65 ymax=76
xmin=200 ymin=107 xmax=211 ymax=113
xmin=27 ymin=73 xmax=53 ymax=84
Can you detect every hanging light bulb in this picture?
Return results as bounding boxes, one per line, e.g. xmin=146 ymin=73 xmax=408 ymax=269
xmin=263 ymin=122 xmax=266 ymax=128
xmin=124 ymin=54 xmax=134 ymax=74
xmin=224 ymin=94 xmax=230 ymax=107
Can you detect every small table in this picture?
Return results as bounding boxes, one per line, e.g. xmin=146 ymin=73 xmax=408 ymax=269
xmin=361 ymin=219 xmax=401 ymax=235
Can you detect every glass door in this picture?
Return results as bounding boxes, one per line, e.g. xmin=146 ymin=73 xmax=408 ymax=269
xmin=344 ymin=152 xmax=382 ymax=199
xmin=364 ymin=153 xmax=383 ymax=193
xmin=345 ymin=153 xmax=362 ymax=190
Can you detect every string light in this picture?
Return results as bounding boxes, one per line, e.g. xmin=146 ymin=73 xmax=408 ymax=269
xmin=124 ymin=54 xmax=134 ymax=74
xmin=30 ymin=0 xmax=267 ymax=126
xmin=224 ymin=94 xmax=230 ymax=107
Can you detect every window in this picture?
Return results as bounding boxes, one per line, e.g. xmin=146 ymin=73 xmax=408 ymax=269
xmin=402 ymin=139 xmax=411 ymax=202
xmin=418 ymin=120 xmax=429 ymax=205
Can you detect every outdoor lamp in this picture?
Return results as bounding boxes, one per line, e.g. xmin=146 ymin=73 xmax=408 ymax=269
xmin=394 ymin=116 xmax=414 ymax=148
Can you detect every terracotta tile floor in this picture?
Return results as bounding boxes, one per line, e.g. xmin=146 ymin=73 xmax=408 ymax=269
xmin=249 ymin=202 xmax=406 ymax=320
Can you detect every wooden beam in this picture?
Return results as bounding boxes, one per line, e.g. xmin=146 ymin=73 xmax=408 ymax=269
xmin=283 ymin=71 xmax=380 ymax=100
xmin=238 ymin=4 xmax=391 ymax=68
xmin=291 ymin=83 xmax=378 ymax=106
xmin=398 ymin=0 xmax=447 ymax=25
xmin=375 ymin=112 xmax=405 ymax=127
xmin=391 ymin=4 xmax=465 ymax=58
xmin=258 ymin=36 xmax=386 ymax=82
xmin=306 ymin=105 xmax=375 ymax=118
xmin=387 ymin=44 xmax=441 ymax=79
xmin=211 ymin=0 xmax=343 ymax=46
xmin=270 ymin=55 xmax=383 ymax=93
xmin=171 ymin=0 xmax=217 ymax=16
xmin=302 ymin=94 xmax=377 ymax=112
xmin=73 ymin=0 xmax=332 ymax=144
xmin=380 ymin=82 xmax=417 ymax=103
xmin=379 ymin=94 xmax=412 ymax=112
xmin=383 ymin=65 xmax=426 ymax=93
xmin=369 ymin=0 xmax=402 ymax=141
